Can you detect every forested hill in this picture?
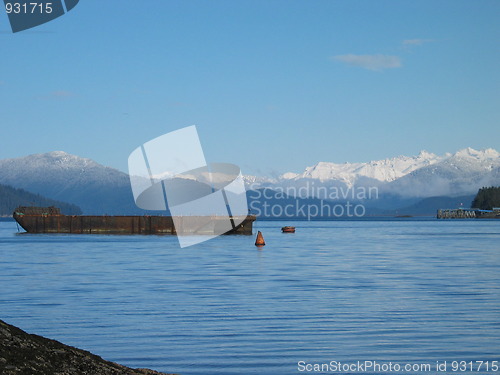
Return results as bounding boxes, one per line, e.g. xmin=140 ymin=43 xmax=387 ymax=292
xmin=0 ymin=183 xmax=82 ymax=216
xmin=471 ymin=186 xmax=500 ymax=210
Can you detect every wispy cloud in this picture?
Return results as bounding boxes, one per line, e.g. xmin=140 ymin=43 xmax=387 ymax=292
xmin=50 ymin=90 xmax=74 ymax=98
xmin=36 ymin=90 xmax=76 ymax=100
xmin=402 ymin=38 xmax=434 ymax=46
xmin=332 ymin=54 xmax=402 ymax=71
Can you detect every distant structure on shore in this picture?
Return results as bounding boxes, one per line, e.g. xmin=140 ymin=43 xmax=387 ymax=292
xmin=438 ymin=187 xmax=500 ymax=219
xmin=437 ymin=207 xmax=500 ymax=219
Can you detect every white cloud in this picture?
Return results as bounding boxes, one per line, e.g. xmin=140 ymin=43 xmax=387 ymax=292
xmin=402 ymin=39 xmax=434 ymax=46
xmin=332 ymin=54 xmax=402 ymax=71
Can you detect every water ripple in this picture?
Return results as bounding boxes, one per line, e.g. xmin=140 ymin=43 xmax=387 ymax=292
xmin=1 ymin=220 xmax=499 ymax=374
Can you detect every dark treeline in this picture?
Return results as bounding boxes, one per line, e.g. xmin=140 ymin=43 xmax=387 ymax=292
xmin=0 ymin=183 xmax=82 ymax=216
xmin=471 ymin=186 xmax=500 ymax=210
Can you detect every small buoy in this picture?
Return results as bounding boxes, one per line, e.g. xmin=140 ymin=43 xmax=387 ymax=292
xmin=255 ymin=231 xmax=266 ymax=246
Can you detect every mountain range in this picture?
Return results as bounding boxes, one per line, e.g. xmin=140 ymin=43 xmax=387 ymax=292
xmin=280 ymin=150 xmax=443 ymax=187
xmin=0 ymin=148 xmax=498 ymax=216
xmin=267 ymin=147 xmax=500 ymax=196
xmin=0 ymin=151 xmax=139 ymax=214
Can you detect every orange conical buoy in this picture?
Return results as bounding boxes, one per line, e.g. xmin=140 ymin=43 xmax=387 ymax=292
xmin=255 ymin=231 xmax=266 ymax=246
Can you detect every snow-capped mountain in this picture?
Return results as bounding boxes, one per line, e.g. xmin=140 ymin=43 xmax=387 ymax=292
xmin=381 ymin=148 xmax=500 ymax=197
xmin=276 ymin=148 xmax=500 ymax=196
xmin=280 ymin=150 xmax=445 ymax=187
xmin=0 ymin=148 xmax=498 ymax=214
xmin=0 ymin=151 xmax=123 ymax=184
xmin=0 ymin=151 xmax=139 ymax=214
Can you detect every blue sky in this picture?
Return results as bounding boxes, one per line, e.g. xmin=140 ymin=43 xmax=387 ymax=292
xmin=0 ymin=0 xmax=498 ymax=176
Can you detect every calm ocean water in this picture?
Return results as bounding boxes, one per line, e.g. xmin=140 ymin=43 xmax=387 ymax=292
xmin=0 ymin=219 xmax=499 ymax=374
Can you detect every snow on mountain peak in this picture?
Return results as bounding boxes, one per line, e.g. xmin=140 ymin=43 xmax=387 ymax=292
xmin=281 ymin=150 xmax=444 ymax=187
xmin=417 ymin=150 xmax=437 ymax=159
xmin=281 ymin=172 xmax=299 ymax=180
xmin=453 ymin=147 xmax=500 ymax=160
xmin=24 ymin=151 xmax=100 ymax=170
xmin=0 ymin=151 xmax=125 ymax=184
xmin=47 ymin=151 xmax=70 ymax=157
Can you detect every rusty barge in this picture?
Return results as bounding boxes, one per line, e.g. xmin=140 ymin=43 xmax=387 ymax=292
xmin=13 ymin=206 xmax=256 ymax=235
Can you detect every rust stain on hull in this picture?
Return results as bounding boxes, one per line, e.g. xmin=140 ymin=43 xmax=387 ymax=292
xmin=13 ymin=207 xmax=255 ymax=235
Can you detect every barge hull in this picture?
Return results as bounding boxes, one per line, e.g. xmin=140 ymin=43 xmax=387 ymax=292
xmin=13 ymin=207 xmax=255 ymax=235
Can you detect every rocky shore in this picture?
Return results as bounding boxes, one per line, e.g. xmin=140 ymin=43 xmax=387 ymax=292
xmin=0 ymin=320 xmax=175 ymax=375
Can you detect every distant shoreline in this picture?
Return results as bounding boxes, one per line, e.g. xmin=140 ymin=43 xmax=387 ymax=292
xmin=1 ymin=216 xmax=437 ymax=223
xmin=255 ymin=215 xmax=436 ymax=221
